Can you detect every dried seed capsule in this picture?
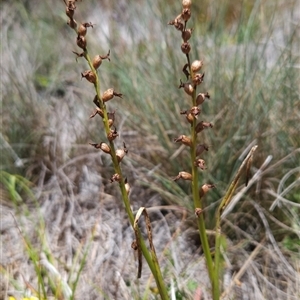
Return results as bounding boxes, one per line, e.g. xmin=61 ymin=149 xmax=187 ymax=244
xmin=182 ymin=0 xmax=192 ymax=9
xmin=194 ymin=159 xmax=206 ymax=170
xmin=116 ymin=142 xmax=128 ymax=163
xmin=89 ymin=142 xmax=111 ymax=154
xmin=76 ymin=35 xmax=86 ymax=50
xmin=181 ymin=42 xmax=191 ymax=54
xmin=195 ymin=121 xmax=213 ymax=133
xmin=81 ymin=70 xmax=96 ymax=84
xmin=107 ymin=111 xmax=116 ymax=127
xmin=92 ymin=50 xmax=110 ymax=69
xmin=173 ymin=171 xmax=192 ymax=181
xmin=179 ymin=80 xmax=194 ymax=95
xmin=191 ymin=60 xmax=203 ymax=73
xmin=199 ymin=184 xmax=215 ymax=197
xmin=107 ymin=128 xmax=118 ymax=141
xmin=102 ymin=88 xmax=123 ymax=102
xmin=174 ymin=135 xmax=192 ymax=147
xmin=77 ymin=22 xmax=93 ymax=37
xmin=192 ymin=73 xmax=205 ymax=86
xmin=196 ymin=92 xmax=210 ymax=106
xmin=196 ymin=144 xmax=209 ymax=156
xmin=181 ymin=8 xmax=191 ymax=22
xmin=182 ymin=28 xmax=193 ymax=42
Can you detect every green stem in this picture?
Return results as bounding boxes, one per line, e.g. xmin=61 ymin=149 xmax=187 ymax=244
xmin=85 ymin=50 xmax=169 ymax=300
xmin=187 ymin=54 xmax=219 ymax=299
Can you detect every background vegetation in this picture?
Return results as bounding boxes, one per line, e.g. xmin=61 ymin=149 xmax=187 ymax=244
xmin=1 ymin=0 xmax=299 ymax=299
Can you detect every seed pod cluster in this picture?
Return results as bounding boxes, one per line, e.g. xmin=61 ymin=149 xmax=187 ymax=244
xmin=170 ymin=1 xmax=215 ymax=203
xmin=64 ymin=1 xmax=132 ymax=199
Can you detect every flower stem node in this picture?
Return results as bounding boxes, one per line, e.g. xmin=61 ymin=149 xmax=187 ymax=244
xmin=191 ymin=60 xmax=203 ymax=73
xmin=181 ymin=42 xmax=191 ymax=54
xmin=194 ymin=159 xmax=206 ymax=170
xmin=77 ymin=22 xmax=94 ymax=37
xmin=67 ymin=18 xmax=77 ymax=30
xmin=116 ymin=142 xmax=128 ymax=163
xmin=102 ymin=88 xmax=123 ymax=102
xmin=81 ymin=70 xmax=96 ymax=84
xmin=179 ymin=80 xmax=194 ymax=95
xmin=92 ymin=50 xmax=111 ymax=69
xmin=110 ymin=173 xmax=121 ymax=183
xmin=173 ymin=171 xmax=192 ymax=181
xmin=196 ymin=144 xmax=209 ymax=156
xmin=89 ymin=142 xmax=111 ymax=154
xmin=174 ymin=135 xmax=192 ymax=147
xmin=76 ymin=35 xmax=87 ymax=50
xmin=199 ymin=184 xmax=215 ymax=198
xmin=195 ymin=208 xmax=204 ymax=217
xmin=196 ymin=92 xmax=210 ymax=106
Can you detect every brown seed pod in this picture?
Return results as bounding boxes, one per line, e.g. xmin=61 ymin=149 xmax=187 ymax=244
xmin=89 ymin=142 xmax=111 ymax=154
xmin=116 ymin=142 xmax=128 ymax=163
xmin=174 ymin=135 xmax=192 ymax=147
xmin=179 ymin=80 xmax=194 ymax=95
xmin=182 ymin=0 xmax=192 ymax=9
xmin=90 ymin=107 xmax=104 ymax=118
xmin=92 ymin=50 xmax=110 ymax=69
xmin=196 ymin=144 xmax=209 ymax=156
xmin=181 ymin=8 xmax=191 ymax=22
xmin=194 ymin=158 xmax=206 ymax=170
xmin=107 ymin=128 xmax=118 ymax=141
xmin=199 ymin=183 xmax=215 ymax=197
xmin=196 ymin=92 xmax=210 ymax=106
xmin=77 ymin=22 xmax=94 ymax=37
xmin=192 ymin=73 xmax=205 ymax=86
xmin=76 ymin=35 xmax=86 ymax=50
xmin=181 ymin=42 xmax=191 ymax=54
xmin=191 ymin=60 xmax=203 ymax=73
xmin=173 ymin=171 xmax=192 ymax=181
xmin=102 ymin=88 xmax=123 ymax=102
xmin=195 ymin=121 xmax=213 ymax=134
xmin=81 ymin=70 xmax=96 ymax=84
xmin=182 ymin=28 xmax=193 ymax=42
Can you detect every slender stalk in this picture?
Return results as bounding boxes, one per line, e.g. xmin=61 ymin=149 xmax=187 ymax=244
xmin=84 ymin=48 xmax=169 ymax=300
